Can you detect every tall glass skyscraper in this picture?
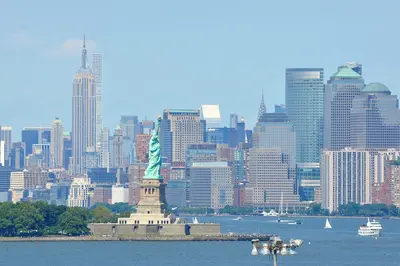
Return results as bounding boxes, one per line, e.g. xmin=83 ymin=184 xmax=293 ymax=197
xmin=286 ymin=68 xmax=324 ymax=163
xmin=92 ymin=53 xmax=103 ymax=150
xmin=324 ymin=67 xmax=365 ymax=150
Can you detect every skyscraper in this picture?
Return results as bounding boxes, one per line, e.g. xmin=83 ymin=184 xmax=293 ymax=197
xmin=286 ymin=68 xmax=324 ymax=163
xmin=50 ymin=118 xmax=64 ymax=168
xmin=99 ymin=127 xmax=110 ymax=169
xmin=323 ymin=67 xmax=365 ymax=150
xmin=120 ymin=115 xmax=138 ymax=139
xmin=230 ymin=114 xmax=238 ymax=129
xmin=350 ymin=82 xmax=400 ymax=149
xmin=70 ymin=37 xmax=97 ymax=175
xmin=22 ymin=127 xmax=51 ymax=155
xmin=92 ymin=53 xmax=103 ymax=149
xmin=113 ymin=125 xmax=124 ymax=169
xmin=258 ymin=90 xmax=266 ymax=119
xmin=200 ymin=104 xmax=221 ymax=129
xmin=0 ymin=126 xmax=12 ymax=166
xmin=321 ymin=148 xmax=371 ymax=212
xmin=338 ymin=62 xmax=362 ymax=76
xmin=161 ymin=109 xmax=204 ymax=179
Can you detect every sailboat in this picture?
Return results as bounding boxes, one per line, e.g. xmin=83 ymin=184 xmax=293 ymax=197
xmin=324 ymin=218 xmax=332 ymax=229
xmin=193 ymin=217 xmax=199 ymax=224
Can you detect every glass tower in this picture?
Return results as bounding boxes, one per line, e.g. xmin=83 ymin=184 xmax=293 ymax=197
xmin=323 ymin=67 xmax=365 ymax=150
xmin=286 ymin=68 xmax=324 ymax=163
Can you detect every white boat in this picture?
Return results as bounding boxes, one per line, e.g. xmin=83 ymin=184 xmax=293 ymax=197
xmin=233 ymin=216 xmax=243 ymax=221
xmin=324 ymin=218 xmax=332 ymax=229
xmin=358 ymin=225 xmax=380 ymax=237
xmin=262 ymin=209 xmax=279 ymax=217
xmin=193 ymin=217 xmax=199 ymax=224
xmin=367 ymin=218 xmax=382 ymax=232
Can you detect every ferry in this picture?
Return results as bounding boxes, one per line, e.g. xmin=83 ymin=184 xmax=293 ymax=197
xmin=358 ymin=218 xmax=382 ymax=237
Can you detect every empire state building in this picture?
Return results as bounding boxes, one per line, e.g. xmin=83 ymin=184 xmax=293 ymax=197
xmin=70 ymin=37 xmax=97 ymax=175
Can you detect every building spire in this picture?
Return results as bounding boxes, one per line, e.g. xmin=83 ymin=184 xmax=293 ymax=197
xmin=81 ymin=34 xmax=87 ymax=69
xmin=258 ymin=86 xmax=266 ymax=120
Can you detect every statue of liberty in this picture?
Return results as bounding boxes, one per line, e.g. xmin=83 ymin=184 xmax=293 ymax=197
xmin=144 ymin=116 xmax=162 ymax=179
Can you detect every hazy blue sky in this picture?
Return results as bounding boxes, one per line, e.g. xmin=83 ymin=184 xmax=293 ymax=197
xmin=1 ymin=0 xmax=399 ymax=139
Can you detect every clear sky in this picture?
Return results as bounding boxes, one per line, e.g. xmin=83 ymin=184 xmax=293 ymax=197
xmin=1 ymin=0 xmax=399 ymax=139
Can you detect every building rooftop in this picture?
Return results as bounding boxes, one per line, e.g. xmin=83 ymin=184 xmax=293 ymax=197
xmin=362 ymin=82 xmax=391 ymax=94
xmin=331 ymin=67 xmax=361 ymax=79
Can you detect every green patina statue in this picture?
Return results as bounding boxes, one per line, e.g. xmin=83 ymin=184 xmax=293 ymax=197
xmin=144 ymin=116 xmax=162 ymax=179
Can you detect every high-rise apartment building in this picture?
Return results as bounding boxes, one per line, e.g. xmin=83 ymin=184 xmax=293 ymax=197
xmin=92 ymin=53 xmax=103 ymax=148
xmin=190 ymin=162 xmax=233 ymax=209
xmin=324 ymin=67 xmax=365 ymax=150
xmin=70 ymin=38 xmax=97 ymax=174
xmin=67 ymin=176 xmax=92 ymax=208
xmin=112 ymin=125 xmax=124 ymax=169
xmin=50 ymin=118 xmax=64 ymax=168
xmin=351 ymin=83 xmax=400 ymax=149
xmin=321 ymin=148 xmax=370 ymax=212
xmin=0 ymin=126 xmax=12 ymax=166
xmin=286 ymin=68 xmax=324 ymax=163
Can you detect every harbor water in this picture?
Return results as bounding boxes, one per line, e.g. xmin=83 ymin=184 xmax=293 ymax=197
xmin=2 ymin=216 xmax=400 ymax=265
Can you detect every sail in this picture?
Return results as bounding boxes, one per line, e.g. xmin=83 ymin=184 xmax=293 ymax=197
xmin=324 ymin=218 xmax=332 ymax=229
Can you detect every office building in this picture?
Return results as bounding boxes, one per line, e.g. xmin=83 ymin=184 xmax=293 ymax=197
xmin=136 ymin=134 xmax=152 ymax=163
xmin=120 ymin=115 xmax=138 ymax=138
xmin=245 ymin=148 xmax=300 ymax=208
xmin=351 ymin=83 xmax=400 ymax=149
xmin=338 ymin=62 xmax=362 ymax=76
xmin=70 ymin=38 xmax=97 ymax=174
xmin=10 ymin=142 xmax=25 ymax=170
xmin=92 ymin=184 xmax=112 ymax=205
xmin=87 ymin=168 xmax=118 ymax=185
xmin=296 ymin=163 xmax=320 ymax=201
xmin=230 ymin=114 xmax=238 ymax=129
xmin=324 ymin=67 xmax=365 ymax=150
xmin=10 ymin=170 xmax=49 ymax=190
xmin=321 ymin=149 xmax=370 ymax=212
xmin=111 ymin=184 xmax=129 ymax=204
xmin=92 ymin=53 xmax=103 ymax=147
xmin=49 ymin=182 xmax=70 ymax=205
xmin=63 ymin=133 xmax=72 ymax=170
xmin=286 ymin=68 xmax=324 ymax=163
xmin=0 ymin=126 xmax=12 ymax=166
xmin=166 ymin=180 xmax=186 ymax=207
xmin=237 ymin=118 xmax=246 ymax=144
xmin=67 ymin=176 xmax=92 ymax=208
xmin=0 ymin=167 xmax=12 ymax=193
xmin=190 ymin=162 xmax=233 ymax=209
xmin=0 ymin=141 xmax=4 ymax=167
xmin=207 ymin=127 xmax=238 ymax=148
xmin=98 ymin=127 xmax=110 ymax=169
xmin=201 ymin=104 xmax=221 ymax=129
xmin=253 ymin=112 xmax=296 ymax=180
xmin=113 ymin=125 xmax=124 ymax=168
xmin=274 ymin=104 xmax=286 ymax=113
xmin=32 ymin=144 xmax=50 ymax=169
xmin=21 ymin=127 xmax=51 ymax=155
xmin=161 ymin=109 xmax=204 ymax=178
xmin=50 ymin=118 xmax=64 ymax=168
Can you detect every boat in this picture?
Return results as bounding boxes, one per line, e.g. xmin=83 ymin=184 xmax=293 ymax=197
xmin=358 ymin=225 xmax=380 ymax=237
xmin=367 ymin=218 xmax=382 ymax=232
xmin=193 ymin=217 xmax=199 ymax=224
xmin=288 ymin=220 xmax=302 ymax=225
xmin=262 ymin=209 xmax=279 ymax=217
xmin=358 ymin=218 xmax=382 ymax=237
xmin=233 ymin=216 xmax=243 ymax=221
xmin=324 ymin=218 xmax=332 ymax=229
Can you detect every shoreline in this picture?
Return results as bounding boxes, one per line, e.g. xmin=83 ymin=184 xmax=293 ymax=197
xmin=181 ymin=214 xmax=400 ymax=219
xmin=0 ymin=234 xmax=272 ymax=242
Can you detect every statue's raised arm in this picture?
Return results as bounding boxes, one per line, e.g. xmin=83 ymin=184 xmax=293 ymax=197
xmin=144 ymin=116 xmax=162 ymax=179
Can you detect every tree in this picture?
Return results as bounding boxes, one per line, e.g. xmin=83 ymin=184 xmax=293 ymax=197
xmin=58 ymin=210 xmax=89 ymax=236
xmin=93 ymin=206 xmax=113 ymax=223
xmin=388 ymin=205 xmax=398 ymax=217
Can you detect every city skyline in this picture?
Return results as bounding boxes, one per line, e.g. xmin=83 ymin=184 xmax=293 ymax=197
xmin=2 ymin=1 xmax=400 ymax=138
